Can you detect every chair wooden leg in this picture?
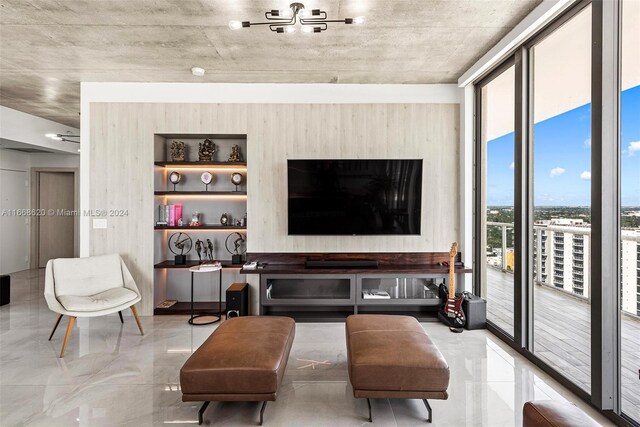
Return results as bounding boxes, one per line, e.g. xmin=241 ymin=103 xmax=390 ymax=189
xmin=118 ymin=311 xmax=124 ymax=323
xmin=130 ymin=305 xmax=144 ymax=336
xmin=49 ymin=314 xmax=63 ymax=341
xmin=59 ymin=316 xmax=76 ymax=358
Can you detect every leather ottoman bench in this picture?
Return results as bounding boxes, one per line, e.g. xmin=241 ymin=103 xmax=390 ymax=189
xmin=346 ymin=314 xmax=449 ymax=423
xmin=523 ymin=401 xmax=601 ymax=427
xmin=180 ymin=316 xmax=295 ymax=425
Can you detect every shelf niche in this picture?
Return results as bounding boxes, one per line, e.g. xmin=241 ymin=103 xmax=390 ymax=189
xmin=153 ymin=133 xmax=248 ymax=316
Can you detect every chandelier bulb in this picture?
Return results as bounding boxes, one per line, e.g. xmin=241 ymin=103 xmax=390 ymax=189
xmin=228 ymin=20 xmax=242 ymax=30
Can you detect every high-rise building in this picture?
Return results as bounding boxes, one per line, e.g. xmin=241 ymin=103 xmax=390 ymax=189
xmin=533 ymin=219 xmax=640 ymax=316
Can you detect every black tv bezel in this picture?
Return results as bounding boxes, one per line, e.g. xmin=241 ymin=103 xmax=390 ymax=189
xmin=286 ymin=158 xmax=423 ymax=236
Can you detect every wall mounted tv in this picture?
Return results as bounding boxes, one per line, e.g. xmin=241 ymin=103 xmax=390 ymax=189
xmin=287 ymin=159 xmax=423 ymax=235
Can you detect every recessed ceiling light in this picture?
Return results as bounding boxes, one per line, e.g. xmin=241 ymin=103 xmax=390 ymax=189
xmin=191 ymin=67 xmax=205 ymax=77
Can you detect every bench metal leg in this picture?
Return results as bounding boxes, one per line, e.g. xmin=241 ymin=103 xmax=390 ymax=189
xmin=423 ymin=399 xmax=432 ymax=423
xmin=198 ymin=401 xmax=210 ymax=425
xmin=259 ymin=401 xmax=267 ymax=426
xmin=367 ymin=398 xmax=372 ymax=422
xmin=118 ymin=311 xmax=124 ymax=323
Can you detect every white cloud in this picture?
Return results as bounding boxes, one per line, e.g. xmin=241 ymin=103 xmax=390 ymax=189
xmin=550 ymin=167 xmax=566 ymax=177
xmin=628 ymin=141 xmax=640 ymax=156
xmin=580 ymin=171 xmax=591 ymax=180
xmin=584 ymin=138 xmax=591 ymax=147
xmin=509 ymin=161 xmax=515 ymax=170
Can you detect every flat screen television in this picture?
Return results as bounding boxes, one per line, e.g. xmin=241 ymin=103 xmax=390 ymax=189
xmin=287 ymin=159 xmax=423 ymax=235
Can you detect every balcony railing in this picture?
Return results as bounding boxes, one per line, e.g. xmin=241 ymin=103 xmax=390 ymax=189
xmin=486 ymin=221 xmax=640 ymax=317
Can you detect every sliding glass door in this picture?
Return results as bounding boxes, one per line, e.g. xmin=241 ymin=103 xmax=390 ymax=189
xmin=529 ymin=4 xmax=592 ymax=393
xmin=478 ymin=63 xmax=516 ymax=338
xmin=620 ymin=0 xmax=640 ymax=422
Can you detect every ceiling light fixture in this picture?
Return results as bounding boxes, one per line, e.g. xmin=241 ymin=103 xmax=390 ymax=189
xmin=45 ymin=132 xmax=80 ymax=144
xmin=191 ymin=67 xmax=205 ymax=77
xmin=228 ymin=2 xmax=364 ymax=34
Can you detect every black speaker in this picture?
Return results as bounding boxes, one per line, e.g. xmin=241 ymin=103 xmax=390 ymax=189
xmin=0 ymin=275 xmax=10 ymax=307
xmin=226 ymin=283 xmax=248 ymax=318
xmin=461 ymin=293 xmax=486 ymax=330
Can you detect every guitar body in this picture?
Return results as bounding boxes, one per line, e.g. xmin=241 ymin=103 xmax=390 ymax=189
xmin=439 ymin=242 xmax=466 ymax=331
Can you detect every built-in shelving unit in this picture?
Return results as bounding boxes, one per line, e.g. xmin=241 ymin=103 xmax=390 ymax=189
xmin=153 ymin=134 xmax=248 ymax=316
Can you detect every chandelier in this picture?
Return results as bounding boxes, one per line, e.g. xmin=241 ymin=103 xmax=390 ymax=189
xmin=228 ymin=2 xmax=365 ymax=34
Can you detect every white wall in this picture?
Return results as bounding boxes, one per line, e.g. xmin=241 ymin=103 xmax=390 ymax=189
xmin=0 ymin=150 xmax=30 ymax=274
xmin=0 ymin=150 xmax=80 ymax=275
xmin=0 ymin=107 xmax=80 ymax=274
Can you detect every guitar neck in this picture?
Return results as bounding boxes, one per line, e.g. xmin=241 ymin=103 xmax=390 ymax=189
xmin=449 ymin=258 xmax=455 ymax=299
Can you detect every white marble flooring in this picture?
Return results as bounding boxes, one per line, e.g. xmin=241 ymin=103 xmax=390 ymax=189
xmin=0 ymin=269 xmax=613 ymax=427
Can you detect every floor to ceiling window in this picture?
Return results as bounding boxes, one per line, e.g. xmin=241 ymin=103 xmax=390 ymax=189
xmin=529 ymin=4 xmax=592 ymax=393
xmin=475 ymin=1 xmax=639 ymax=422
xmin=620 ymin=0 xmax=640 ymax=422
xmin=478 ymin=63 xmax=516 ymax=338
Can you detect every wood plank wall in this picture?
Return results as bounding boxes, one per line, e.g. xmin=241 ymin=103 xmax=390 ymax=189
xmin=90 ymin=103 xmax=460 ymax=315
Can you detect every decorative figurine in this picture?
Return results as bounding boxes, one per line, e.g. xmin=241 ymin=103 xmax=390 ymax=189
xmin=201 ymin=172 xmax=214 ymax=191
xmin=225 ymin=232 xmax=246 ymax=264
xmin=168 ymin=232 xmax=192 ymax=265
xmin=195 ymin=239 xmax=204 ymax=263
xmin=227 ymin=144 xmax=243 ymax=162
xmin=206 ymin=239 xmax=215 ymax=262
xmin=189 ymin=212 xmax=201 ymax=227
xmin=169 ymin=171 xmax=181 ymax=191
xmin=170 ymin=140 xmax=186 ymax=161
xmin=231 ymin=172 xmax=243 ymax=192
xmin=177 ymin=218 xmax=184 ymax=227
xmin=241 ymin=212 xmax=247 ymax=227
xmin=198 ymin=138 xmax=217 ymax=161
xmin=220 ymin=213 xmax=229 ymax=226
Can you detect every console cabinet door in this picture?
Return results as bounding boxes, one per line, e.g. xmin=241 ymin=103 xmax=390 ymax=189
xmin=261 ymin=274 xmax=356 ymax=306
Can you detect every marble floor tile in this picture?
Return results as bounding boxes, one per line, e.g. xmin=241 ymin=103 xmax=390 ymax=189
xmin=0 ymin=269 xmax=614 ymax=426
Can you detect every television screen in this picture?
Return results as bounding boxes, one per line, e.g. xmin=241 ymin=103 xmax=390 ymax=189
xmin=287 ymin=159 xmax=423 ymax=235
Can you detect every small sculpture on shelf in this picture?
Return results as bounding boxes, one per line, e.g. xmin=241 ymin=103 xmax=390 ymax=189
xmin=220 ymin=213 xmax=230 ymax=226
xmin=231 ymin=172 xmax=243 ymax=192
xmin=227 ymin=144 xmax=243 ymax=162
xmin=198 ymin=138 xmax=217 ymax=161
xmin=241 ymin=212 xmax=247 ymax=227
xmin=200 ymin=172 xmax=214 ymax=191
xmin=189 ymin=212 xmax=201 ymax=227
xmin=225 ymin=232 xmax=246 ymax=265
xmin=170 ymin=140 xmax=186 ymax=161
xmin=168 ymin=232 xmax=192 ymax=265
xmin=168 ymin=171 xmax=181 ymax=191
xmin=206 ymin=239 xmax=215 ymax=262
xmin=195 ymin=239 xmax=204 ymax=263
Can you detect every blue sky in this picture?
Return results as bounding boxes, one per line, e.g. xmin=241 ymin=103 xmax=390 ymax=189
xmin=487 ymin=84 xmax=640 ymax=207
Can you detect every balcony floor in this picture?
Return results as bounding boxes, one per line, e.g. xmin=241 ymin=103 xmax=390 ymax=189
xmin=486 ymin=268 xmax=640 ymax=422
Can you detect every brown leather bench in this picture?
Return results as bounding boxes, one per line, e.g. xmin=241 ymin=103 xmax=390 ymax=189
xmin=346 ymin=314 xmax=449 ymax=423
xmin=523 ymin=401 xmax=601 ymax=427
xmin=180 ymin=316 xmax=295 ymax=425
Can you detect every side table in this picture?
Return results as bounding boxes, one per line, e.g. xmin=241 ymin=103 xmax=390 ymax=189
xmin=188 ymin=264 xmax=223 ymax=325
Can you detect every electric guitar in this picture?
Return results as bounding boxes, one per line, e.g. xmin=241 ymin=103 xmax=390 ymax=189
xmin=439 ymin=242 xmax=466 ymax=330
